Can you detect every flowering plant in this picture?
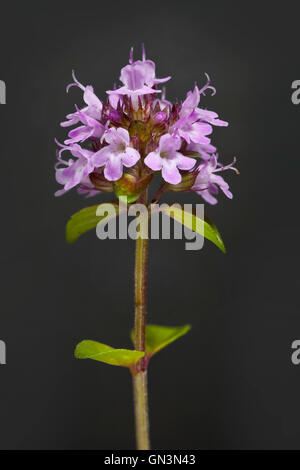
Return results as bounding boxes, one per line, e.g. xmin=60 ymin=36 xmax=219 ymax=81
xmin=55 ymin=45 xmax=238 ymax=449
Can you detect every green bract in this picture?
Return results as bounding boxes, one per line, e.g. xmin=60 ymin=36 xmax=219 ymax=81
xmin=113 ymin=173 xmax=153 ymax=203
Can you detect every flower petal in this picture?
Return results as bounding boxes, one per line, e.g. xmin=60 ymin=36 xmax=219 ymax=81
xmin=159 ymin=133 xmax=181 ymax=153
xmin=144 ymin=151 xmax=163 ymax=171
xmin=197 ymin=188 xmax=218 ymax=205
xmin=65 ymin=126 xmax=90 ymax=144
xmin=162 ymin=161 xmax=182 ymax=184
xmin=116 ymin=127 xmax=130 ymax=145
xmin=176 ymin=154 xmax=196 ymax=170
xmin=93 ymin=146 xmax=111 ymax=167
xmin=83 ymin=85 xmax=102 ymax=112
xmin=104 ymin=157 xmax=123 ymax=181
xmin=122 ymin=147 xmax=140 ymax=167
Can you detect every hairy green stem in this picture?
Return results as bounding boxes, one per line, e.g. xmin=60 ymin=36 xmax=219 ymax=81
xmin=132 ymin=231 xmax=150 ymax=450
xmin=132 ymin=369 xmax=150 ymax=450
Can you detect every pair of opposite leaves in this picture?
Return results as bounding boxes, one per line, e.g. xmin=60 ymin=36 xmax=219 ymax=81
xmin=70 ymin=199 xmax=226 ymax=366
xmin=75 ymin=324 xmax=191 ymax=368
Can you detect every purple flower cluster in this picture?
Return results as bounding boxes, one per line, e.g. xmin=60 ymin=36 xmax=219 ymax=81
xmin=55 ymin=46 xmax=237 ymax=204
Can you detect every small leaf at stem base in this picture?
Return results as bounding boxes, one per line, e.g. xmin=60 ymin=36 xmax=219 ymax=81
xmin=74 ymin=340 xmax=144 ymax=367
xmin=131 ymin=324 xmax=191 ymax=357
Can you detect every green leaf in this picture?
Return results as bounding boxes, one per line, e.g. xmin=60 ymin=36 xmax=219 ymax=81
xmin=66 ymin=202 xmax=119 ymax=243
xmin=74 ymin=340 xmax=144 ymax=367
xmin=161 ymin=205 xmax=226 ymax=253
xmin=131 ymin=324 xmax=191 ymax=356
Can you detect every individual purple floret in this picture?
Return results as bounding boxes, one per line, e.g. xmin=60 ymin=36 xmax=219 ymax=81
xmin=107 ymin=46 xmax=170 ymax=99
xmin=192 ymin=155 xmax=238 ymax=205
xmin=144 ymin=134 xmax=195 ymax=184
xmin=55 ymin=142 xmax=97 ymax=196
xmin=93 ymin=127 xmax=140 ymax=181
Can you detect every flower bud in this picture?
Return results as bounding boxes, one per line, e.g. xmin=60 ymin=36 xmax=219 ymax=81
xmin=129 ymin=120 xmax=150 ymax=143
xmin=167 ymin=171 xmax=197 ymax=192
xmin=108 ymin=109 xmax=122 ymax=123
xmin=114 ymin=172 xmax=153 ymax=203
xmin=153 ymin=111 xmax=167 ymax=124
xmin=89 ymin=171 xmax=114 ymax=192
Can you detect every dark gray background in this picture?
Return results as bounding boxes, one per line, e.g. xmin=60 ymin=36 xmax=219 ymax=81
xmin=1 ymin=0 xmax=300 ymax=449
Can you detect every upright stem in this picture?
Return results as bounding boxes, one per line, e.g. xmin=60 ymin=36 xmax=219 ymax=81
xmin=132 ymin=230 xmax=150 ymax=450
xmin=134 ymin=235 xmax=148 ymax=354
xmin=132 ymin=366 xmax=150 ymax=450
